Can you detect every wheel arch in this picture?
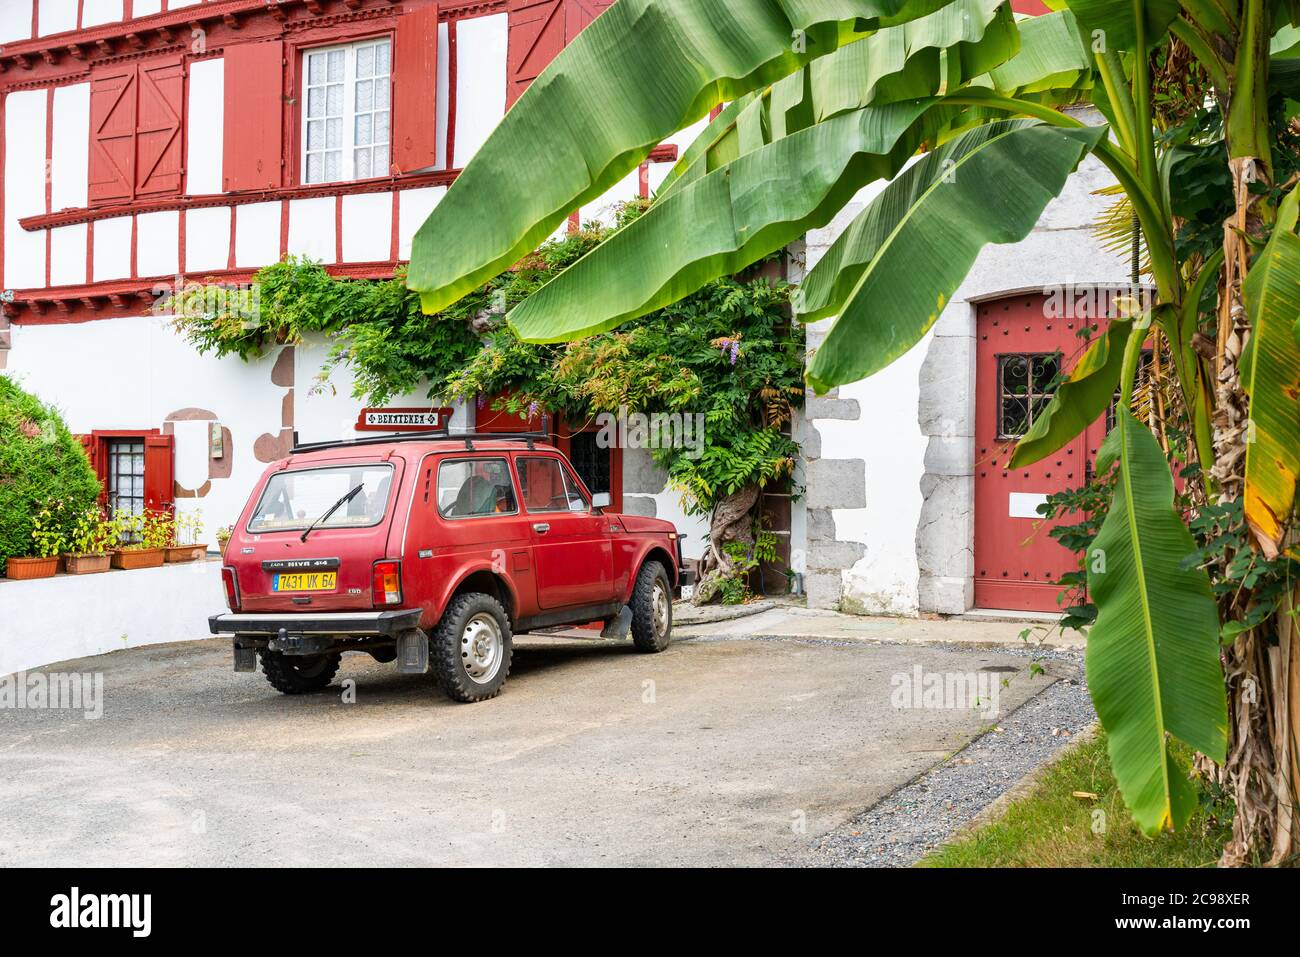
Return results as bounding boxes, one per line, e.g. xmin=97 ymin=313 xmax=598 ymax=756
xmin=438 ymin=565 xmax=519 ymax=626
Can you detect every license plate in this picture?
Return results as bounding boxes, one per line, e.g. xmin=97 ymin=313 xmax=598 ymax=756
xmin=272 ymin=572 xmax=337 ymax=593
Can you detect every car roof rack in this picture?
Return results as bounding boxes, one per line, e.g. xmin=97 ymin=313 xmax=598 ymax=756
xmin=291 ymin=418 xmax=552 ymax=455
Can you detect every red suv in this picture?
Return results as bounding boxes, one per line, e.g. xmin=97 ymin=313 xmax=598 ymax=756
xmin=210 ymin=429 xmax=690 ymax=702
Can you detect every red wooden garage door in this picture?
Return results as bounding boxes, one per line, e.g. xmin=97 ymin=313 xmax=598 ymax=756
xmin=973 ymin=293 xmax=1111 ymax=612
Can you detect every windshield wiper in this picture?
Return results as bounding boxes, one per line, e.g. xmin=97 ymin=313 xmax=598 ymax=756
xmin=300 ymin=484 xmax=365 ymax=542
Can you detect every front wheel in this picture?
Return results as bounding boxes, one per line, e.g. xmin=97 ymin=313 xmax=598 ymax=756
xmin=630 ymin=561 xmax=673 ymax=653
xmin=430 ymin=593 xmax=514 ymax=702
xmin=260 ymin=650 xmax=340 ymax=695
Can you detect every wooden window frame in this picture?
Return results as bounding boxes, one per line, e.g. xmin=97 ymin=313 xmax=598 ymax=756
xmin=298 ymin=35 xmax=394 ymax=186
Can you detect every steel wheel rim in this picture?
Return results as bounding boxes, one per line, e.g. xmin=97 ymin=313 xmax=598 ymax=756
xmin=652 ymin=580 xmax=670 ymax=639
xmin=461 ymin=613 xmax=503 ymax=684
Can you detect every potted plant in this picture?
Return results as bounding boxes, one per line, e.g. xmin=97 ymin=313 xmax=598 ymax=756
xmin=110 ymin=510 xmax=168 ymax=570
xmin=64 ymin=506 xmax=116 ymax=575
xmin=165 ymin=510 xmax=208 ymax=562
xmin=216 ymin=524 xmax=233 ymax=554
xmin=6 ymin=500 xmax=68 ymax=580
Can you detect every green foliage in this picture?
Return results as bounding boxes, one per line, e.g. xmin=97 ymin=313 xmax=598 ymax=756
xmin=68 ymin=505 xmax=116 ymax=557
xmin=169 ymin=258 xmax=483 ymax=395
xmin=0 ymin=376 xmax=101 ymax=573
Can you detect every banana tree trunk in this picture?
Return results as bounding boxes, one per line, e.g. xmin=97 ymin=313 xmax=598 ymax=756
xmin=692 ymin=484 xmax=760 ymax=605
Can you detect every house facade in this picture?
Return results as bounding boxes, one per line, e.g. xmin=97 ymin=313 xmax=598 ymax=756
xmin=0 ymin=0 xmax=1128 ymax=619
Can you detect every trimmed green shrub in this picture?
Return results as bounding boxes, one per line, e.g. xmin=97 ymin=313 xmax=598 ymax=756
xmin=0 ymin=375 xmax=101 ymax=574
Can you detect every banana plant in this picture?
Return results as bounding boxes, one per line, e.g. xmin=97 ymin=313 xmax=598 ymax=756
xmin=408 ymin=0 xmax=1300 ymax=850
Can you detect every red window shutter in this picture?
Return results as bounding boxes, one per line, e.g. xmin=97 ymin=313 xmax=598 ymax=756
xmin=223 ymin=40 xmax=284 ymax=192
xmin=565 ymin=0 xmax=614 ymax=38
xmin=506 ymin=0 xmax=564 ymax=109
xmin=143 ymin=434 xmax=175 ymax=513
xmin=88 ymin=63 xmax=139 ymax=206
xmin=392 ymin=4 xmax=440 ymax=174
xmin=136 ymin=57 xmax=185 ymax=198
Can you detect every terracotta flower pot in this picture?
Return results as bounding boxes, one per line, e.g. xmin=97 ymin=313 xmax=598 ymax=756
xmin=5 ymin=556 xmax=60 ymax=580
xmin=111 ymin=547 xmax=166 ymax=570
xmin=165 ymin=544 xmax=208 ymax=563
xmin=65 ymin=553 xmax=112 ymax=575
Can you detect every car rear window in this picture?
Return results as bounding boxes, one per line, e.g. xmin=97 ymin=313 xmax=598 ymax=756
xmin=248 ymin=464 xmax=394 ymax=533
xmin=437 ymin=458 xmax=517 ymax=518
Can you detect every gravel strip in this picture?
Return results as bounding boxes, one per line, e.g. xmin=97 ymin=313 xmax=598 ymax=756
xmin=808 ymin=645 xmax=1094 ymax=867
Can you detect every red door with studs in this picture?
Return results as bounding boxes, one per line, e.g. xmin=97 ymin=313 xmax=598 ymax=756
xmin=973 ymin=293 xmax=1112 ymax=612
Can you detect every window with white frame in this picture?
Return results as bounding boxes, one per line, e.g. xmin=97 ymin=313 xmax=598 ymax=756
xmin=302 ymin=37 xmax=392 ymax=185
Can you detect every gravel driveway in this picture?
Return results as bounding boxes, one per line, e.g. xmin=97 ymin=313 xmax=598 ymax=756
xmin=1 ymin=629 xmax=1067 ymax=866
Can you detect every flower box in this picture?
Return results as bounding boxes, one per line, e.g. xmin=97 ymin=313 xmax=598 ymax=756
xmin=111 ymin=548 xmax=166 ymax=570
xmin=65 ymin=553 xmax=112 ymax=575
xmin=165 ymin=544 xmax=208 ymax=563
xmin=5 ymin=556 xmax=60 ymax=580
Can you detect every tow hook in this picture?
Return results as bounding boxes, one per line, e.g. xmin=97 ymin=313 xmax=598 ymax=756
xmin=268 ymin=629 xmax=333 ymax=655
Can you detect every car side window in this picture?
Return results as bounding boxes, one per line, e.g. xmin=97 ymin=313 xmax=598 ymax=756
xmin=517 ymin=456 xmax=588 ymax=513
xmin=436 ymin=458 xmax=517 ymax=518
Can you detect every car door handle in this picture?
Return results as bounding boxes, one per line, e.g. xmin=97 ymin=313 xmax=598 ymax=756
xmin=533 ymin=523 xmax=550 ymax=534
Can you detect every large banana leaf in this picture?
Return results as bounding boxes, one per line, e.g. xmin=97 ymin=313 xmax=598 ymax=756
xmin=1241 ymin=187 xmax=1300 ymax=557
xmin=507 ymin=100 xmax=934 ymax=343
xmin=407 ymin=0 xmax=954 ymax=314
xmin=1061 ymin=0 xmax=1181 ymax=50
xmin=1086 ymin=408 xmax=1227 ymax=835
xmin=658 ymin=0 xmax=1018 ymax=197
xmin=985 ymin=8 xmax=1091 ymax=95
xmin=798 ymin=120 xmax=1105 ymax=392
xmin=1009 ymin=317 xmax=1133 ymax=468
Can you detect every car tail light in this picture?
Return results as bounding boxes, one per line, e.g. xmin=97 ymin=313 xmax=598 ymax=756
xmin=372 ymin=561 xmax=402 ymax=607
xmin=221 ymin=566 xmax=241 ymax=611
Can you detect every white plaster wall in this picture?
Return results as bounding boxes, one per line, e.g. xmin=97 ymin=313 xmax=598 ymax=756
xmin=0 ymin=2 xmax=31 ymax=44
xmin=37 ymin=0 xmax=76 ymax=36
xmin=49 ymin=223 xmax=87 ymax=286
xmin=234 ymin=201 xmax=281 ymax=267
xmin=79 ymin=0 xmax=121 ymax=29
xmin=397 ymin=185 xmax=444 ymax=259
xmin=641 ymin=492 xmax=709 ymax=562
xmin=134 ymin=0 xmax=163 ymax=18
xmin=51 ymin=82 xmax=89 ymax=210
xmin=92 ymin=215 xmax=132 ymax=281
xmin=453 ymin=13 xmax=507 ymax=168
xmin=294 ymin=336 xmax=471 ymax=444
xmin=137 ymin=209 xmax=179 ymax=277
xmin=184 ymin=206 xmax=231 ymax=272
xmin=5 ymin=315 xmax=287 ymax=537
xmin=0 ymin=561 xmax=222 ymax=676
xmin=4 ymin=89 xmax=48 ymax=290
xmin=287 ymin=196 xmax=335 ymax=263
xmin=185 ymin=57 xmax=225 ymax=196
xmin=435 ymin=20 xmax=450 ymax=170
xmin=341 ymin=191 xmax=391 ymax=262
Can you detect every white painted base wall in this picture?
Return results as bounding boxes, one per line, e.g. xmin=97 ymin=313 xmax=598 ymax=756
xmin=0 ymin=561 xmax=222 ymax=676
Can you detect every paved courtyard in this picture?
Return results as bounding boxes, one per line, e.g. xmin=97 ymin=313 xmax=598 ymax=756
xmin=0 ymin=614 xmax=1073 ymax=866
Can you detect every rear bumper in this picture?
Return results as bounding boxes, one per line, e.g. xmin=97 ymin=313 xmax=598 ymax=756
xmin=209 ymin=609 xmax=422 ymax=637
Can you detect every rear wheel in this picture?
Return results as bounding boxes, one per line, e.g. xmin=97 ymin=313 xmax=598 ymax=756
xmin=260 ymin=650 xmax=340 ymax=695
xmin=630 ymin=561 xmax=673 ymax=653
xmin=430 ymin=593 xmax=513 ymax=702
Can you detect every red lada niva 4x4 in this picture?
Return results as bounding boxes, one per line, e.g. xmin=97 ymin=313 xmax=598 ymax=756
xmin=210 ymin=429 xmax=691 ymax=702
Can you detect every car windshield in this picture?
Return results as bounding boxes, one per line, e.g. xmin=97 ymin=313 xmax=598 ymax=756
xmin=248 ymin=464 xmax=394 ymax=533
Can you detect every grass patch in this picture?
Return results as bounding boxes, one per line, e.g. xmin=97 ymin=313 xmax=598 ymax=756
xmin=920 ymin=732 xmax=1233 ymax=867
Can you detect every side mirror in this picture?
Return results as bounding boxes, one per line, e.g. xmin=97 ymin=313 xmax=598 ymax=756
xmin=591 ymin=492 xmax=611 ymax=510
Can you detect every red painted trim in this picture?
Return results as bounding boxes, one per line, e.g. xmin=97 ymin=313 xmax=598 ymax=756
xmin=86 ymin=220 xmax=95 ymax=281
xmin=45 ymin=88 xmax=54 ymax=288
xmin=4 ymin=260 xmax=405 ymax=325
xmin=20 ymin=169 xmax=461 ymax=232
xmin=446 ymin=17 xmax=458 ymax=168
xmin=32 ymin=1 xmax=40 ymax=39
xmin=78 ymin=0 xmax=87 ymax=31
xmin=646 ymin=144 xmax=678 ymax=164
xmin=279 ymin=198 xmax=290 ymax=259
xmin=178 ymin=207 xmax=187 ymax=273
xmin=227 ymin=204 xmax=237 ymax=270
